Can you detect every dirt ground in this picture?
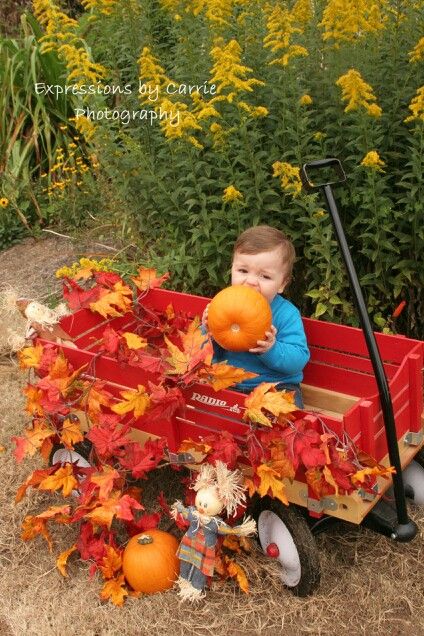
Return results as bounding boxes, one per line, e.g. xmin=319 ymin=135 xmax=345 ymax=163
xmin=1 ymin=236 xmax=424 ymax=636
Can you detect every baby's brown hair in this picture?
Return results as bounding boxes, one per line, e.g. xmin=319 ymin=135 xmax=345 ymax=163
xmin=233 ymin=225 xmax=296 ymax=283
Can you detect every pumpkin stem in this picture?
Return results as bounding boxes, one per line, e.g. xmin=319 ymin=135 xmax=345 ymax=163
xmin=137 ymin=534 xmax=153 ymax=545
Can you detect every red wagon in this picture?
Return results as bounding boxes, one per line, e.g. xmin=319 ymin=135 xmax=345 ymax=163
xmin=42 ymin=285 xmax=424 ymax=597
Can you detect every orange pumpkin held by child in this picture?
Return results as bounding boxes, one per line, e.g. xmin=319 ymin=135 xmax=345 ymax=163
xmin=122 ymin=529 xmax=180 ymax=594
xmin=208 ymin=285 xmax=272 ymax=351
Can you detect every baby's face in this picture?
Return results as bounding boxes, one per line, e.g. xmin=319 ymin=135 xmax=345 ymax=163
xmin=231 ymin=248 xmax=287 ymax=303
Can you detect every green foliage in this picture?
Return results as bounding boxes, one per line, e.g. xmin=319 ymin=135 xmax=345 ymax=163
xmin=2 ymin=0 xmax=424 ymax=337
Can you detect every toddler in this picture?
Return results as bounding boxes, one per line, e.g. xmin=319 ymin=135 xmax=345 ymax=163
xmin=203 ymin=225 xmax=309 ymax=408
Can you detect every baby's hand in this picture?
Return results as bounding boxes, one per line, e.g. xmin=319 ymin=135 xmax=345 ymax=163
xmin=202 ymin=303 xmax=210 ymax=331
xmin=249 ymin=325 xmax=277 ymax=354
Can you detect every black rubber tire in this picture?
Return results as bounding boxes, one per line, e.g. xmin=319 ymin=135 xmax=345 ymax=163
xmin=49 ymin=439 xmax=93 ymax=467
xmin=250 ymin=495 xmax=321 ymax=597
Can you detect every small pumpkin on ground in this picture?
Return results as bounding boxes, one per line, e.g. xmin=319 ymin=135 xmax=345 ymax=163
xmin=208 ymin=285 xmax=272 ymax=351
xmin=122 ymin=529 xmax=180 ymax=593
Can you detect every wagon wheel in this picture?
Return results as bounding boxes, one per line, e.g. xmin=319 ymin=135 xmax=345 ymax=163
xmin=251 ymin=496 xmax=321 ymax=597
xmin=49 ymin=439 xmax=93 ymax=468
xmin=402 ymin=447 xmax=424 ymax=506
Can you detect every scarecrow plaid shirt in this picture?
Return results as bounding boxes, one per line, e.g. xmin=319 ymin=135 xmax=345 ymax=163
xmin=175 ymin=504 xmax=239 ymax=577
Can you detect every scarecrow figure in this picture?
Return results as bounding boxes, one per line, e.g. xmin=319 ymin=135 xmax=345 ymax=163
xmin=171 ymin=461 xmax=256 ymax=601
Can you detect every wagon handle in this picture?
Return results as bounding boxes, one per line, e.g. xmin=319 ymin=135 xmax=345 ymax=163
xmin=301 ymin=158 xmax=417 ymax=542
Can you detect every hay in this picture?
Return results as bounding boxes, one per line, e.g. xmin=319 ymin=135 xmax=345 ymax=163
xmin=1 ymin=238 xmax=424 ymax=636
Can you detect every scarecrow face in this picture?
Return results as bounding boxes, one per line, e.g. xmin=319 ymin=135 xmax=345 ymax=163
xmin=195 ymin=486 xmax=224 ymax=516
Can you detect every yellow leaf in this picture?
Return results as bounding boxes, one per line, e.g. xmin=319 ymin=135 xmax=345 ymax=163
xmin=165 ymin=318 xmax=213 ymax=376
xmin=243 ymin=383 xmax=297 ymax=427
xmin=111 ymin=384 xmax=150 ymax=419
xmin=39 ymin=464 xmax=79 ymax=497
xmin=100 ymin=574 xmax=128 ymax=606
xmin=122 ymin=332 xmax=148 ymax=350
xmin=256 ymin=464 xmax=289 ymax=505
xmin=18 ymin=343 xmax=43 ymax=369
xmin=56 ymin=544 xmax=77 ymax=577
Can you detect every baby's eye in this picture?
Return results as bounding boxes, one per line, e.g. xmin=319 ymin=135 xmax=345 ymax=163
xmin=238 ymin=268 xmax=247 ymax=273
xmin=203 ymin=503 xmax=208 ymax=508
xmin=262 ymin=274 xmax=271 ymax=280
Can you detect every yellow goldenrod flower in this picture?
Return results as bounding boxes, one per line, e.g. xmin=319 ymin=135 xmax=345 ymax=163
xmin=222 ymin=185 xmax=244 ymax=203
xmin=263 ymin=5 xmax=308 ymax=66
xmin=291 ymin=0 xmax=314 ymax=24
xmin=409 ymin=37 xmax=424 ymax=63
xmin=209 ymin=38 xmax=264 ymax=96
xmin=314 ymin=209 xmax=327 ymax=218
xmin=313 ymin=131 xmax=326 ymax=141
xmin=272 ymin=161 xmax=302 ymax=197
xmin=404 ymin=85 xmax=424 ymax=123
xmin=336 ymin=69 xmax=382 ymax=116
xmin=299 ymin=94 xmax=313 ymax=106
xmin=0 ymin=197 xmax=9 ymax=208
xmin=320 ymin=0 xmax=386 ymax=44
xmin=81 ymin=0 xmax=118 ymax=16
xmin=252 ymin=106 xmax=269 ymax=117
xmin=361 ymin=151 xmax=385 ymax=171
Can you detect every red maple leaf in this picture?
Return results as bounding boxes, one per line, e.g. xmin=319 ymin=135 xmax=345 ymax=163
xmin=204 ymin=431 xmax=243 ymax=470
xmin=281 ymin=419 xmax=327 ymax=471
xmin=119 ymin=438 xmax=166 ymax=479
xmin=77 ymin=521 xmax=116 ymax=565
xmin=94 ymin=271 xmax=123 ymax=288
xmin=62 ymin=278 xmax=102 ymax=311
xmin=101 ymin=326 xmax=120 ymax=354
xmin=125 ymin=512 xmax=161 ymax=537
xmin=87 ymin=420 xmax=131 ymax=459
xmin=139 ymin=383 xmax=185 ymax=422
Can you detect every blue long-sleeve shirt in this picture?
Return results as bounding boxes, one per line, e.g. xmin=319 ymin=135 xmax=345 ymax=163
xmin=212 ymin=294 xmax=310 ymax=390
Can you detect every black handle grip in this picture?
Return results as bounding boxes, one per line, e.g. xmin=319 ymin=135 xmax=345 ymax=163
xmin=301 ymin=158 xmax=346 ymax=190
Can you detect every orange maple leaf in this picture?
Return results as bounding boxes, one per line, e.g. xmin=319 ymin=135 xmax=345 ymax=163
xmin=84 ymin=494 xmax=143 ymax=529
xmin=23 ymin=384 xmax=44 ymax=416
xmin=351 ymin=465 xmax=396 ymax=486
xmin=111 ymin=384 xmax=151 ymax=419
xmin=56 ymin=544 xmax=77 ymax=577
xmin=89 ymin=282 xmax=132 ymax=318
xmin=224 ymin=555 xmax=249 ymax=593
xmin=256 ymin=463 xmax=289 ymax=505
xmin=243 ymin=383 xmax=297 ymax=427
xmin=18 ymin=343 xmax=43 ymax=369
xmin=39 ymin=464 xmax=79 ymax=497
xmin=80 ymin=381 xmax=113 ymax=423
xmin=178 ymin=438 xmax=212 ymax=455
xmin=99 ymin=545 xmax=122 ymax=579
xmin=131 ymin=267 xmax=170 ymax=291
xmin=200 ymin=362 xmax=258 ymax=391
xmin=165 ymin=318 xmax=213 ymax=376
xmin=90 ymin=465 xmax=121 ymax=501
xmin=100 ymin=573 xmax=128 ymax=606
xmin=12 ymin=419 xmax=55 ymax=462
xmin=60 ymin=416 xmax=84 ymax=449
xmin=22 ymin=505 xmax=71 ymax=550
